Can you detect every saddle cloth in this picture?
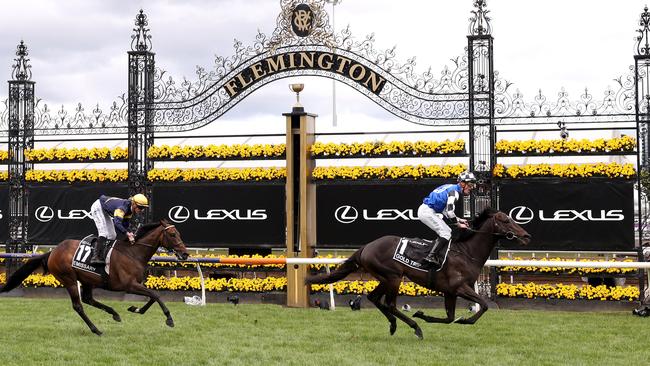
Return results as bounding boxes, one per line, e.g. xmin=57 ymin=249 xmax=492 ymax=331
xmin=71 ymin=235 xmax=114 ymax=276
xmin=392 ymin=237 xmax=451 ymax=273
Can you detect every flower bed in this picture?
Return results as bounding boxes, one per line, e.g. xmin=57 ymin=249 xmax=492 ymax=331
xmin=495 ymin=136 xmax=636 ymax=155
xmin=498 ymin=257 xmax=637 ymax=275
xmin=492 ymin=162 xmax=635 ymax=179
xmin=25 ymin=169 xmax=128 ymax=183
xmin=0 ymin=272 xmax=637 ymax=300
xmin=25 ymin=147 xmax=128 ymax=162
xmin=312 ymin=164 xmax=466 ymax=180
xmin=311 ymin=140 xmax=465 ymax=158
xmin=147 ymin=144 xmax=286 ymax=160
xmin=147 ymin=167 xmax=286 ymax=182
xmin=496 ymin=282 xmax=639 ymax=301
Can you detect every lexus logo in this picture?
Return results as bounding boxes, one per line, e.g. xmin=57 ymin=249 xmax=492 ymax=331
xmin=335 ymin=205 xmax=359 ymax=224
xmin=168 ymin=205 xmax=268 ymax=222
xmin=35 ymin=206 xmax=55 ymax=223
xmin=169 ymin=205 xmax=191 ymax=223
xmin=509 ymin=206 xmax=534 ymax=224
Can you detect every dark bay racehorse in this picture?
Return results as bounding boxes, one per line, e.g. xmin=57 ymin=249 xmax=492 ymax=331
xmin=307 ymin=208 xmax=531 ymax=339
xmin=1 ymin=219 xmax=189 ymax=336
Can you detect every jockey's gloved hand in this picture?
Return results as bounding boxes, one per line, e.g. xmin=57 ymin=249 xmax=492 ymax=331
xmin=127 ymin=232 xmax=135 ymax=243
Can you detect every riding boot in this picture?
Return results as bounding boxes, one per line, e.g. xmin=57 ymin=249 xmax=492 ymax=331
xmin=90 ymin=236 xmax=107 ymax=265
xmin=423 ymin=237 xmax=449 ymax=267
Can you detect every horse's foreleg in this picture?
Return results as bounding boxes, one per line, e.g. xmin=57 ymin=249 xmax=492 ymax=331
xmin=367 ymin=281 xmax=397 ymax=335
xmin=413 ymin=294 xmax=457 ymax=324
xmin=125 ymin=282 xmax=174 ymax=327
xmin=454 ymin=284 xmax=488 ymax=324
xmin=384 ymin=279 xmax=423 ymax=339
xmin=80 ymin=285 xmax=121 ymax=322
xmin=127 ymin=298 xmax=156 ymax=315
xmin=66 ymin=285 xmax=102 ymax=336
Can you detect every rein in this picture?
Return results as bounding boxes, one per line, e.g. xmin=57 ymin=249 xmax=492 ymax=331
xmin=465 ymin=218 xmax=518 ymax=240
xmin=126 ymin=224 xmax=177 ymax=252
xmin=465 ymin=227 xmax=516 ymax=240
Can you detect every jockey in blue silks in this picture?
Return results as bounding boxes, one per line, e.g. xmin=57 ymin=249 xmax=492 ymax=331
xmin=417 ymin=171 xmax=477 ymax=266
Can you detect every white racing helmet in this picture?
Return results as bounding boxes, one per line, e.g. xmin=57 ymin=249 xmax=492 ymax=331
xmin=457 ymin=171 xmax=477 ymax=183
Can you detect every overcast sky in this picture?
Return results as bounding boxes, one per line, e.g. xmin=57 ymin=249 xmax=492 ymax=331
xmin=0 ymin=0 xmax=644 ymax=135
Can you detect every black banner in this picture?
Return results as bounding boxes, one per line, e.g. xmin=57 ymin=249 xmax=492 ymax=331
xmin=499 ymin=181 xmax=635 ymax=250
xmin=316 ymin=181 xmax=461 ymax=248
xmin=28 ymin=184 xmax=128 ymax=244
xmin=153 ymin=183 xmax=286 ymax=247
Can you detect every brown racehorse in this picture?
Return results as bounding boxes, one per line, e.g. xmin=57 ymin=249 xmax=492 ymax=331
xmin=0 ymin=219 xmax=189 ymax=336
xmin=307 ymin=208 xmax=531 ymax=339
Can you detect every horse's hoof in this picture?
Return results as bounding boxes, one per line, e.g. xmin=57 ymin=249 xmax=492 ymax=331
xmin=92 ymin=328 xmax=103 ymax=336
xmin=414 ymin=327 xmax=423 ymax=340
xmin=389 ymin=322 xmax=397 ymax=335
xmin=127 ymin=306 xmax=139 ymax=313
xmin=113 ymin=314 xmax=122 ymax=322
xmin=166 ymin=318 xmax=175 ymax=328
xmin=413 ymin=310 xmax=424 ymax=318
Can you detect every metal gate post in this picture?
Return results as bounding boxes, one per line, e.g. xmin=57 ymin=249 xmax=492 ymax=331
xmin=634 ymin=6 xmax=650 ymax=300
xmin=127 ymin=10 xmax=155 ymax=224
xmin=467 ymin=1 xmax=497 ymax=299
xmin=7 ymin=41 xmax=34 ymax=276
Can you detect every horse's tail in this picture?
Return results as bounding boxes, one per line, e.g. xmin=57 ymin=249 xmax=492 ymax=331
xmin=306 ymin=247 xmax=364 ymax=285
xmin=0 ymin=252 xmax=50 ymax=293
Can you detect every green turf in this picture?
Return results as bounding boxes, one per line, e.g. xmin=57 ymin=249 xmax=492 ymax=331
xmin=0 ymin=297 xmax=649 ymax=366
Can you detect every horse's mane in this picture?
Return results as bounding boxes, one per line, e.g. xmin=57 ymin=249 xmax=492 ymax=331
xmin=135 ymin=221 xmax=162 ymax=240
xmin=454 ymin=207 xmax=498 ymax=242
xmin=471 ymin=207 xmax=498 ymax=230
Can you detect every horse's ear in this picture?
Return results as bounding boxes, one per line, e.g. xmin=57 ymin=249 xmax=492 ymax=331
xmin=160 ymin=218 xmax=169 ymax=226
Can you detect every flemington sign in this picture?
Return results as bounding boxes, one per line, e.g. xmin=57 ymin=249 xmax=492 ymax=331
xmin=223 ymin=51 xmax=387 ymax=98
xmin=222 ymin=3 xmax=386 ymax=98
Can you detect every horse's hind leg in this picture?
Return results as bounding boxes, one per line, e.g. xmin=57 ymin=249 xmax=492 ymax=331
xmin=127 ymin=298 xmax=155 ymax=315
xmin=125 ymin=282 xmax=174 ymax=327
xmin=383 ymin=278 xmax=423 ymax=339
xmin=454 ymin=284 xmax=488 ymax=324
xmin=413 ymin=294 xmax=457 ymax=324
xmin=80 ymin=284 xmax=122 ymax=322
xmin=367 ymin=281 xmax=397 ymax=335
xmin=65 ymin=285 xmax=102 ymax=336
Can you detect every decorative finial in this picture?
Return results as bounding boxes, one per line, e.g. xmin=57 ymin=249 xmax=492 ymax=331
xmin=11 ymin=40 xmax=32 ymax=81
xmin=289 ymin=83 xmax=304 ymax=108
xmin=131 ymin=9 xmax=152 ymax=51
xmin=468 ymin=0 xmax=491 ymax=36
xmin=637 ymin=6 xmax=650 ymax=56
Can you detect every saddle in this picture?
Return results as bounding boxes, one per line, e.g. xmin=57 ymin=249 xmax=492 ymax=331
xmin=392 ymin=236 xmax=451 ymax=273
xmin=71 ymin=235 xmax=115 ymax=287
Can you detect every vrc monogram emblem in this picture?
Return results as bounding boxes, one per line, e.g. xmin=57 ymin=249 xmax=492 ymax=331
xmin=291 ymin=4 xmax=313 ymax=37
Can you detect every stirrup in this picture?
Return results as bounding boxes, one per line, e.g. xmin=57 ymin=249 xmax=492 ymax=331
xmin=90 ymin=242 xmax=105 ymax=264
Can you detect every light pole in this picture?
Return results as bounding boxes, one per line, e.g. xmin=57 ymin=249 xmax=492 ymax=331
xmin=325 ymin=0 xmax=342 ymax=127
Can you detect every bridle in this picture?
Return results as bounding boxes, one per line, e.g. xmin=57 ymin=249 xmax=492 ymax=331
xmin=132 ymin=223 xmax=179 ymax=250
xmin=465 ymin=215 xmax=519 ymax=241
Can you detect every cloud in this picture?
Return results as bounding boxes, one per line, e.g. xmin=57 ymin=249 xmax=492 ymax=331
xmin=0 ymin=0 xmax=644 ymax=133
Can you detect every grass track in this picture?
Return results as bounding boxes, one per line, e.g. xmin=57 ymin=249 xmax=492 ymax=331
xmin=0 ymin=297 xmax=649 ymax=365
